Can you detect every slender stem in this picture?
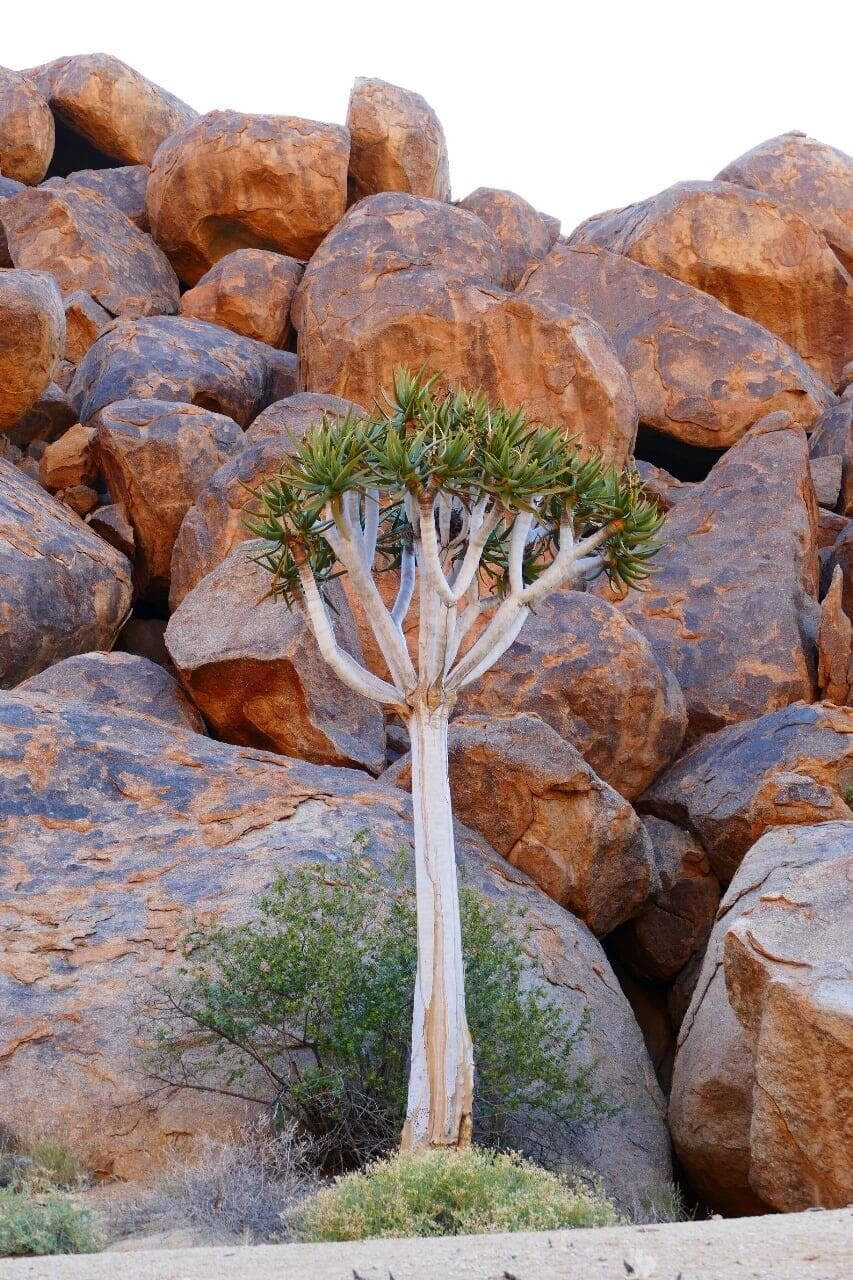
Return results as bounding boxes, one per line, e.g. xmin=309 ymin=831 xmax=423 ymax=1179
xmin=418 ymin=495 xmax=456 ymax=607
xmin=392 ymin=545 xmax=416 ymax=627
xmin=446 ymin=594 xmax=524 ymax=691
xmin=508 ymin=511 xmax=534 ymax=595
xmin=449 ymin=500 xmax=502 ymax=602
xmin=297 ymin=565 xmax=405 ymax=707
xmin=445 ymin=593 xmax=499 ymax=673
xmin=362 ymin=488 xmax=380 ymax=569
xmin=325 ymin=499 xmax=417 ymax=692
xmin=521 ymin=520 xmax=620 ymax=607
xmin=452 ymin=605 xmax=530 ymax=690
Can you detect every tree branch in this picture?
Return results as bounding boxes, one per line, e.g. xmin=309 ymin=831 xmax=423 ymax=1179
xmin=417 ymin=494 xmax=456 ymax=607
xmin=297 ymin=564 xmax=405 ymax=708
xmin=449 ymin=499 xmax=502 ymax=602
xmin=508 ymin=511 xmax=534 ymax=595
xmin=392 ymin=545 xmax=416 ymax=627
xmin=521 ymin=520 xmax=620 ymax=608
xmin=446 ymin=594 xmax=525 ymax=691
xmin=326 ymin=499 xmax=417 ymax=692
xmin=362 ymin=488 xmax=380 ymax=569
xmin=451 ymin=605 xmax=530 ymax=690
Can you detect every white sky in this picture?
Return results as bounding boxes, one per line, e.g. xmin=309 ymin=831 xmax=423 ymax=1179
xmin=5 ymin=0 xmax=851 ymax=236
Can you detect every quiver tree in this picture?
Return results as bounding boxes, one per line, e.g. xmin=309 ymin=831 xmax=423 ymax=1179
xmin=249 ymin=370 xmax=663 ymax=1152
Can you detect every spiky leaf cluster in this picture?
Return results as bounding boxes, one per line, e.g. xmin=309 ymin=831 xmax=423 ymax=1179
xmin=248 ymin=369 xmax=664 ymax=605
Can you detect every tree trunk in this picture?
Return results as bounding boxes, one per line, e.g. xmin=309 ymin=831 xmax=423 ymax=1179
xmin=400 ymin=701 xmax=474 ymax=1151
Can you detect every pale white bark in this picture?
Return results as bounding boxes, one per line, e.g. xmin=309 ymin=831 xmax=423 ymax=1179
xmin=296 ymin=565 xmax=404 ymax=707
xmin=449 ymin=500 xmax=502 ymax=602
xmin=400 ymin=702 xmax=474 ymax=1151
xmin=325 ymin=501 xmax=417 ymax=693
xmin=392 ymin=546 xmax=416 ymax=627
xmin=418 ymin=496 xmax=456 ymax=607
xmin=521 ymin=521 xmax=618 ymax=608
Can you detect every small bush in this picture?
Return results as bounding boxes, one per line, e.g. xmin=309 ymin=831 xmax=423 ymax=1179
xmin=0 ymin=1189 xmax=99 ymax=1257
xmin=155 ymin=1119 xmax=314 ymax=1242
xmin=142 ymin=849 xmax=612 ymax=1170
xmin=294 ymin=1147 xmax=620 ymax=1240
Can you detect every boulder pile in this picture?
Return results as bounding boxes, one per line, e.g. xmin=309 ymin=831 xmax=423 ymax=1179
xmin=0 ymin=54 xmax=851 ymax=1216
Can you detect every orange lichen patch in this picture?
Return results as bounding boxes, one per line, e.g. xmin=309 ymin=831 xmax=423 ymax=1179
xmin=0 ymin=1022 xmax=53 ymax=1061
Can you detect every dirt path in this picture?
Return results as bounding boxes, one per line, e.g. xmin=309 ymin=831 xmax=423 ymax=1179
xmin=1 ymin=1207 xmax=851 ymax=1279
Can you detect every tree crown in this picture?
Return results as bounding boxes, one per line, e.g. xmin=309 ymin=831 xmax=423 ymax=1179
xmin=247 ymin=369 xmax=663 ymax=610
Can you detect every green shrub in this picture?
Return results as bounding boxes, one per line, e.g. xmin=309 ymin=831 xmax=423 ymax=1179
xmin=143 ymin=849 xmax=612 ymax=1169
xmin=0 ymin=1189 xmax=99 ymax=1257
xmin=294 ymin=1147 xmax=620 ymax=1240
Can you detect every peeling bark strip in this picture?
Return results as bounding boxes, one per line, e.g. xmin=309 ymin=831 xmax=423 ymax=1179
xmin=249 ymin=370 xmax=664 ymax=1149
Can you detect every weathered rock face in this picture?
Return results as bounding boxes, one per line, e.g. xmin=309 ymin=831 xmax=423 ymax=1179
xmin=62 ymin=289 xmax=112 ymax=363
xmin=387 ymin=713 xmax=658 ymax=936
xmin=179 ymin=249 xmax=303 ymax=347
xmin=169 ymin=395 xmax=364 ymax=608
xmin=146 ymin=111 xmax=350 ymax=285
xmin=0 ymin=174 xmax=25 ymax=266
xmin=93 ymin=399 xmax=244 ymax=604
xmin=293 ymin=190 xmax=504 ymax=330
xmin=567 ymin=180 xmax=852 ymax=386
xmin=0 ymin=690 xmax=671 ymax=1201
xmin=458 ymin=187 xmax=556 ymax=289
xmin=670 ymin=821 xmax=853 ymax=1213
xmin=635 ymin=461 xmax=694 ymax=512
xmin=643 ymin=701 xmax=853 ymax=884
xmin=1 ymin=186 xmax=179 ymax=318
xmin=0 ymin=269 xmax=65 ymax=431
xmin=346 ymin=77 xmax=450 ymax=203
xmin=16 ymin=651 xmax=204 ymax=732
xmin=817 ymin=567 xmax=853 ymax=704
xmin=25 ymin=53 xmax=197 ymax=166
xmin=521 ymin=244 xmax=835 ymax=447
xmin=607 ymin=414 xmax=820 ymax=739
xmin=723 ymin=835 xmax=853 ymax=1212
xmin=87 ymin=502 xmax=135 ymax=560
xmin=69 ymin=317 xmax=275 ymax=426
xmin=43 ymin=164 xmax=150 ymax=230
xmin=38 ymin=422 xmax=97 ymax=492
xmin=809 ymin=400 xmax=853 ymax=516
xmin=165 ymin=547 xmax=386 ymax=775
xmin=717 ymin=132 xmax=853 ymax=275
xmin=0 ymin=460 xmax=131 ymax=686
xmin=300 ymin=266 xmax=639 ymax=464
xmin=2 ymin=383 xmax=75 ymax=450
xmin=245 ymin=390 xmax=362 ymax=445
xmin=455 ymin=590 xmax=686 ymax=801
xmin=0 ymin=67 xmax=54 ymax=184
xmin=611 ymin=817 xmax=719 ymax=984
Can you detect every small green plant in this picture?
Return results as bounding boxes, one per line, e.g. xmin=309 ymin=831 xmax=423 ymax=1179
xmin=0 ymin=1188 xmax=99 ymax=1257
xmin=143 ymin=852 xmax=611 ymax=1170
xmin=293 ymin=1147 xmax=620 ymax=1240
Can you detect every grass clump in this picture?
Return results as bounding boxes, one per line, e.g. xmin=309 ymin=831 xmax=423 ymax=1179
xmin=294 ymin=1147 xmax=620 ymax=1241
xmin=0 ymin=1188 xmax=98 ymax=1257
xmin=142 ymin=848 xmax=611 ymax=1170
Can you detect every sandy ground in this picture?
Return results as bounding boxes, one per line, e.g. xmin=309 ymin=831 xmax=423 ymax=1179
xmin=1 ymin=1207 xmax=850 ymax=1280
